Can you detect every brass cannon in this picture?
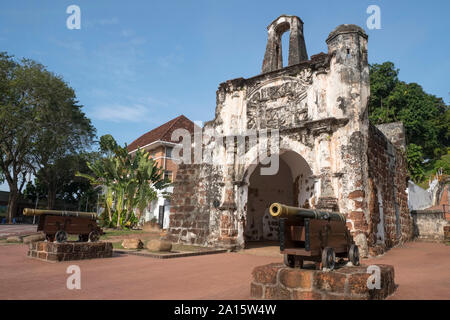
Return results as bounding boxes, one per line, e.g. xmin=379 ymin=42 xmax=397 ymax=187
xmin=23 ymin=208 xmax=103 ymax=243
xmin=270 ymin=203 xmax=359 ymax=270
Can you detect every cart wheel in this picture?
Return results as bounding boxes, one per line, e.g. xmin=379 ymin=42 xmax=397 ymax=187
xmin=284 ymin=254 xmax=295 ymax=268
xmin=348 ymin=244 xmax=360 ymax=266
xmin=88 ymin=231 xmax=100 ymax=242
xmin=321 ymin=247 xmax=336 ymax=270
xmin=55 ymin=230 xmax=68 ymax=243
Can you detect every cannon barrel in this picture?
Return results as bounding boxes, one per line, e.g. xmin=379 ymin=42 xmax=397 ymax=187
xmin=269 ymin=203 xmax=346 ymax=222
xmin=23 ymin=208 xmax=97 ymax=220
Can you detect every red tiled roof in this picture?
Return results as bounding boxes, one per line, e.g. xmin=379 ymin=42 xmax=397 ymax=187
xmin=127 ymin=115 xmax=195 ymax=152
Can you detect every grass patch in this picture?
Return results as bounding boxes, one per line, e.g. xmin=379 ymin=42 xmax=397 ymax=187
xmin=112 ymin=242 xmax=125 ymax=249
xmin=172 ymin=243 xmax=213 ymax=252
xmin=0 ymin=239 xmax=23 ymax=246
xmin=101 ymin=229 xmax=147 ymax=239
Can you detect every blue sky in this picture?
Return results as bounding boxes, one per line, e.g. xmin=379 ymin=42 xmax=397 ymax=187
xmin=0 ymin=0 xmax=449 ymax=191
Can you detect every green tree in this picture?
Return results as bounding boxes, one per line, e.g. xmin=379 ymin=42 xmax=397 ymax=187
xmin=369 ymin=62 xmax=399 ymax=124
xmin=406 ymin=144 xmax=425 ymax=183
xmin=369 ymin=61 xmax=449 ymax=182
xmin=23 ymin=152 xmax=101 ymax=211
xmin=0 ymin=52 xmax=95 ymax=222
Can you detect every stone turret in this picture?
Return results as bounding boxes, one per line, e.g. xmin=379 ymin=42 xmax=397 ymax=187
xmin=261 ymin=15 xmax=308 ymax=73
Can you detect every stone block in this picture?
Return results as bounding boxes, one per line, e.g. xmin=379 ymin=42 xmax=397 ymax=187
xmin=264 ymin=286 xmax=291 ymax=300
xmin=29 ymin=242 xmax=37 ymax=250
xmin=251 ymin=263 xmax=396 ymax=300
xmin=23 ymin=233 xmax=45 ymax=244
xmin=444 ymin=226 xmax=450 ymax=240
xmin=252 ymin=263 xmax=283 ymax=285
xmin=292 ymin=290 xmax=323 ymax=300
xmin=279 ymin=268 xmax=313 ymax=289
xmin=27 ymin=241 xmax=112 ymax=262
xmin=313 ymin=271 xmax=346 ymax=293
xmin=250 ymin=282 xmax=263 ymax=299
xmin=38 ymin=252 xmax=47 ymax=260
xmin=146 ymin=239 xmax=172 ymax=252
xmin=37 ymin=242 xmax=47 ymax=251
xmin=47 ymin=253 xmax=64 ymax=262
xmin=347 ymin=272 xmax=370 ymax=295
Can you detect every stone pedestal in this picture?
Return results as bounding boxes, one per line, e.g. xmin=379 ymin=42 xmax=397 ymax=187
xmin=444 ymin=226 xmax=450 ymax=241
xmin=251 ymin=263 xmax=396 ymax=300
xmin=27 ymin=241 xmax=113 ymax=263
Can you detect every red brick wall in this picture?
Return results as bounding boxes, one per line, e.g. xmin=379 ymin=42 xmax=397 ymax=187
xmin=167 ymin=164 xmax=220 ymax=246
xmin=367 ymin=124 xmax=412 ymax=253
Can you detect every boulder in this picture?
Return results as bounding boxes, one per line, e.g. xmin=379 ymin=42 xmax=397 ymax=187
xmin=147 ymin=239 xmax=172 ymax=252
xmin=121 ymin=238 xmax=144 ymax=249
xmin=6 ymin=236 xmax=23 ymax=243
xmin=23 ymin=233 xmax=45 ymax=244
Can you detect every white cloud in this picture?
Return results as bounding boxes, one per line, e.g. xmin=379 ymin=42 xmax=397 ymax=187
xmin=120 ymin=29 xmax=135 ymax=37
xmin=51 ymin=38 xmax=83 ymax=51
xmin=84 ymin=17 xmax=119 ymax=28
xmin=90 ymin=104 xmax=152 ymax=123
xmin=157 ymin=52 xmax=184 ymax=69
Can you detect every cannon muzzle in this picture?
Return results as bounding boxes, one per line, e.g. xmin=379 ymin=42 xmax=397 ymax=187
xmin=23 ymin=208 xmax=97 ymax=220
xmin=269 ymin=203 xmax=346 ymax=222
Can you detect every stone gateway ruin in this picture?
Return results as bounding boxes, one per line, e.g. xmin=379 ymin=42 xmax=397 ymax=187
xmin=167 ymin=15 xmax=413 ymax=257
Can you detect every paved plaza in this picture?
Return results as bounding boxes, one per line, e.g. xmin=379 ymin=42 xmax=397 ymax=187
xmin=0 ymin=240 xmax=448 ymax=300
xmin=0 ymin=225 xmax=37 ymax=239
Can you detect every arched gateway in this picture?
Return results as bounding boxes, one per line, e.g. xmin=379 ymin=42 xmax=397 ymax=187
xmin=243 ymin=150 xmax=313 ymax=243
xmin=167 ymin=16 xmax=413 ymax=257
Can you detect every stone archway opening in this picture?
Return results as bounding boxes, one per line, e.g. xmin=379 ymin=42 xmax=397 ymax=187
xmin=243 ymin=150 xmax=314 ymax=248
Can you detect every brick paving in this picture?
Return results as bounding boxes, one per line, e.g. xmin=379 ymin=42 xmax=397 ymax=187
xmin=0 ymin=241 xmax=448 ymax=300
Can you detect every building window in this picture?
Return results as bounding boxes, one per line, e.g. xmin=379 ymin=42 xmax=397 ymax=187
xmin=165 ymin=146 xmax=173 ymax=158
xmin=164 ymin=170 xmax=172 ymax=182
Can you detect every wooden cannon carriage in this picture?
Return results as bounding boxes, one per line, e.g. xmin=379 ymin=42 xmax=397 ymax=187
xmin=269 ymin=203 xmax=360 ymax=270
xmin=23 ymin=208 xmax=103 ymax=243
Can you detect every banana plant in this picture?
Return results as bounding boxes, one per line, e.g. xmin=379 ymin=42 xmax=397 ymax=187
xmin=76 ymin=141 xmax=171 ymax=228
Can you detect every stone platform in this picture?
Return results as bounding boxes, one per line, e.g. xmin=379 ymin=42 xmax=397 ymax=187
xmin=251 ymin=263 xmax=396 ymax=300
xmin=27 ymin=241 xmax=113 ymax=263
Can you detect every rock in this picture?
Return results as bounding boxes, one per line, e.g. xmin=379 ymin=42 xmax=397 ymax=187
xmin=23 ymin=233 xmax=45 ymax=244
xmin=121 ymin=238 xmax=144 ymax=249
xmin=6 ymin=236 xmax=23 ymax=243
xmin=147 ymin=239 xmax=172 ymax=252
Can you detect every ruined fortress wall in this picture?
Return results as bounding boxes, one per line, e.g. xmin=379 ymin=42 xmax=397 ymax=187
xmin=167 ymin=164 xmax=222 ymax=246
xmin=366 ymin=124 xmax=412 ymax=254
xmin=167 ymin=18 xmax=413 ymax=256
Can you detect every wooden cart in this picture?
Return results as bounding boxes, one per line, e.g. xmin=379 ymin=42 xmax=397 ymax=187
xmin=270 ymin=203 xmax=360 ymax=270
xmin=23 ymin=208 xmax=103 ymax=243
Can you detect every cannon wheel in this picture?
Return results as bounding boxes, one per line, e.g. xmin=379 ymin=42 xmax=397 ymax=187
xmin=321 ymin=247 xmax=336 ymax=270
xmin=88 ymin=231 xmax=100 ymax=242
xmin=55 ymin=230 xmax=68 ymax=243
xmin=284 ymin=254 xmax=296 ymax=268
xmin=348 ymin=244 xmax=360 ymax=266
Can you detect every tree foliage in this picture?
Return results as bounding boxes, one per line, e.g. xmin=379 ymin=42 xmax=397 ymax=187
xmin=23 ymin=152 xmax=101 ymax=211
xmin=0 ymin=52 xmax=95 ymax=221
xmin=369 ymin=62 xmax=449 ymax=182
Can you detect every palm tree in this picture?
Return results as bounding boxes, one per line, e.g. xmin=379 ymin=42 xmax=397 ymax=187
xmin=77 ymin=143 xmax=170 ymax=228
